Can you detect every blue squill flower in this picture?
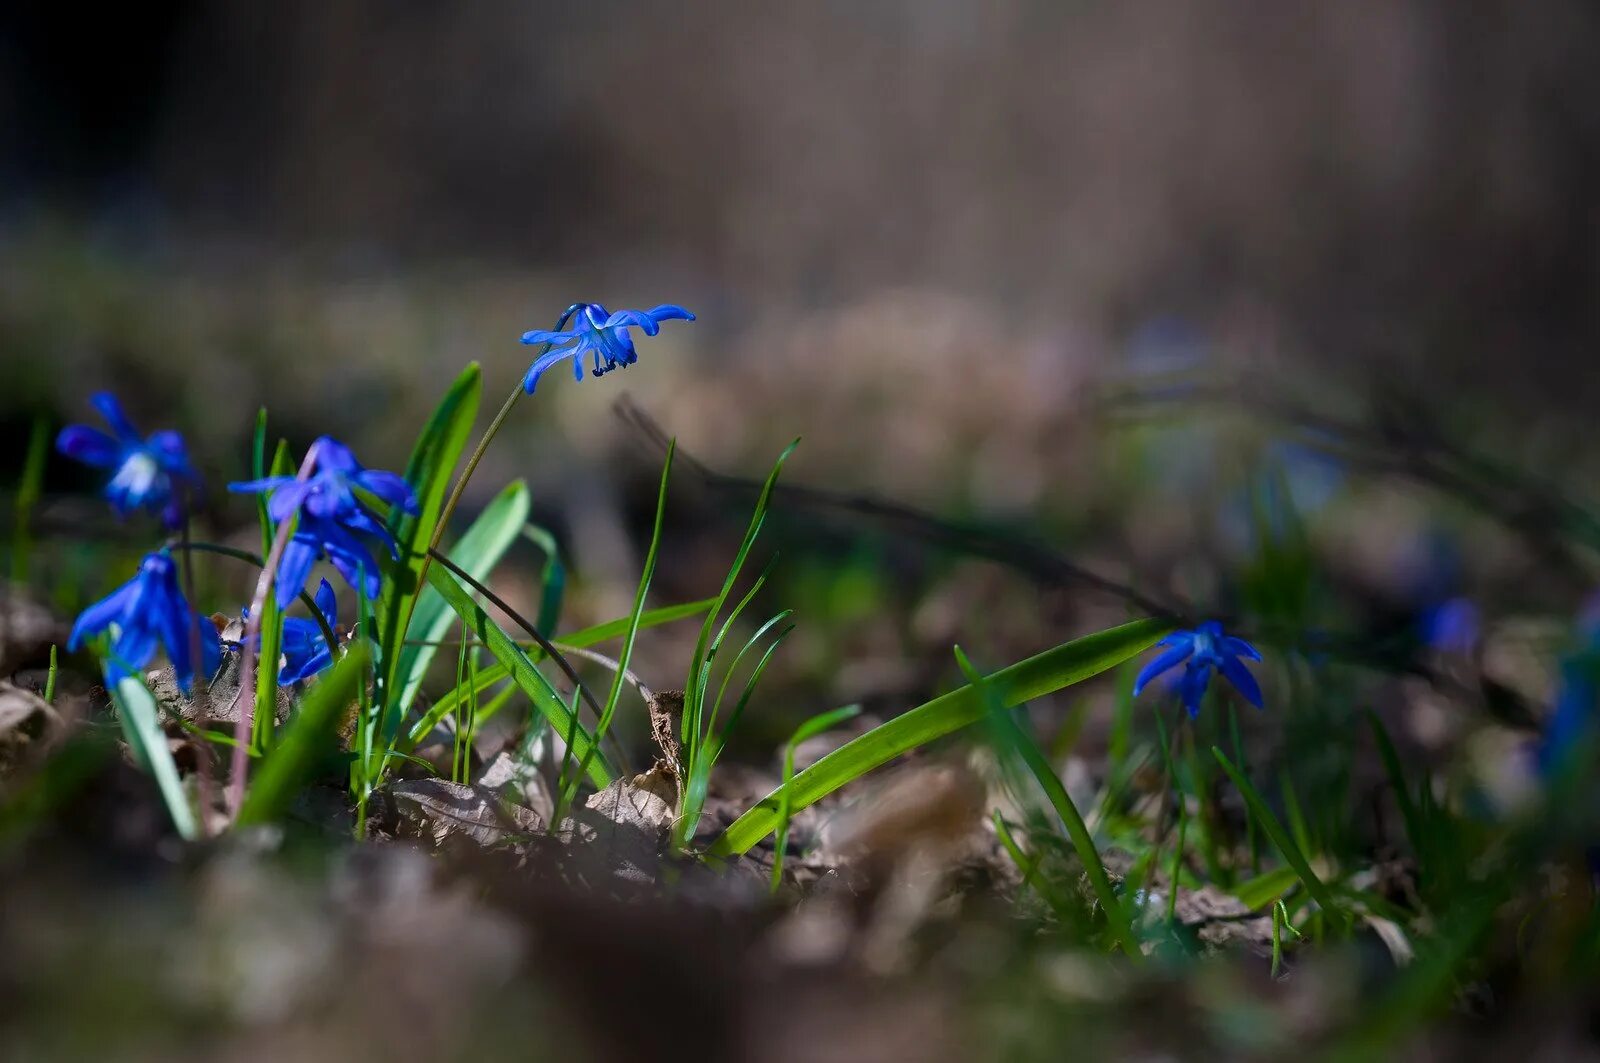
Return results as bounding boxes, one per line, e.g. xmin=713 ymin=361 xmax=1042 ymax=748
xmin=1420 ymin=597 xmax=1479 ymax=655
xmin=279 ymin=579 xmax=341 ymax=684
xmin=520 ymin=302 xmax=695 ymax=393
xmin=57 ymin=393 xmax=200 ymax=528
xmin=69 ymin=551 xmax=221 ymax=692
xmin=1134 ymin=621 xmax=1263 ymax=718
xmin=229 ymin=437 xmax=419 ymax=607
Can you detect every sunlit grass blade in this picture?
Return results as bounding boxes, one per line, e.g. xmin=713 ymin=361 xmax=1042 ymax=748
xmin=237 ymin=645 xmax=368 ymax=827
xmin=390 ymin=479 xmax=530 ymax=722
xmin=711 ymin=617 xmax=1170 ymax=857
xmin=771 ymin=704 xmax=862 ymax=892
xmin=378 ymin=363 xmax=482 ymax=707
xmin=521 ymin=524 xmax=567 ymax=635
xmin=962 ymin=646 xmax=1140 ymax=958
xmin=558 ymin=442 xmax=673 ymax=818
xmin=1211 ymin=746 xmax=1340 ymax=919
xmin=1232 ymin=864 xmax=1300 ymax=910
xmin=109 ymin=674 xmax=198 ymax=840
xmin=426 ymin=564 xmax=612 ymax=788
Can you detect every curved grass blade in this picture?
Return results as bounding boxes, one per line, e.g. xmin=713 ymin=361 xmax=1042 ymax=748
xmin=962 ymin=646 xmax=1140 ymax=959
xmin=771 ymin=704 xmax=862 ymax=892
xmin=237 ymin=645 xmax=368 ymax=827
xmin=1211 ymin=746 xmax=1341 ymax=919
xmin=379 ymin=363 xmax=482 ymax=707
xmin=521 ymin=524 xmax=567 ymax=636
xmin=710 ymin=616 xmax=1170 ymax=856
xmin=425 ymin=564 xmax=611 ymax=788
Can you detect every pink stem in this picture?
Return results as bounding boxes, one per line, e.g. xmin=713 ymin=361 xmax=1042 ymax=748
xmin=225 ymin=441 xmax=322 ymax=815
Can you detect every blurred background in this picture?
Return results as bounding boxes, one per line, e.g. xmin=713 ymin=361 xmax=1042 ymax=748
xmin=4 ymin=0 xmax=1600 ymax=740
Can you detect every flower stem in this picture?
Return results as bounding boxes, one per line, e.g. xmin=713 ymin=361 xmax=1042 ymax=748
xmin=226 ymin=441 xmax=322 ymax=816
xmin=177 ymin=501 xmax=215 ymax=837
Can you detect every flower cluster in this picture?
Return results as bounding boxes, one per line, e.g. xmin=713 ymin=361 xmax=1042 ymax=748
xmin=69 ymin=552 xmax=219 ymax=692
xmin=57 ymin=393 xmax=200 ymax=528
xmin=229 ymin=437 xmax=419 ymax=607
xmin=65 ymin=298 xmax=691 ymax=693
xmin=1134 ymin=621 xmax=1263 ymax=718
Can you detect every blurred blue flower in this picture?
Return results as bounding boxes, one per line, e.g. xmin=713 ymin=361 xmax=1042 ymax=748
xmin=57 ymin=392 xmax=200 ymax=528
xmin=520 ymin=302 xmax=695 ymax=393
xmin=1420 ymin=597 xmax=1480 ymax=655
xmin=68 ymin=551 xmax=220 ymax=692
xmin=1134 ymin=620 xmax=1264 ymax=718
xmin=1536 ymin=604 xmax=1600 ymax=776
xmin=229 ymin=437 xmax=419 ymax=607
xmin=280 ymin=579 xmax=340 ymax=684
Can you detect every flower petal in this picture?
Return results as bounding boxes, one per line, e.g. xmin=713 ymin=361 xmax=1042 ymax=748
xmin=313 ymin=579 xmax=338 ymax=627
xmin=646 ymin=303 xmax=695 ymax=324
xmin=1178 ymin=660 xmax=1212 ymax=718
xmin=1133 ymin=639 xmax=1194 ymax=696
xmin=56 ymin=426 xmax=122 ymax=467
xmin=522 ymin=343 xmax=581 ymax=393
xmin=276 ymin=533 xmax=321 ymax=609
xmin=520 ymin=327 xmax=580 ymax=347
xmin=1221 ymin=636 xmax=1263 ymax=662
xmin=1219 ymin=655 xmax=1264 ymax=709
xmin=91 ymin=392 xmax=142 ymax=446
xmin=68 ymin=582 xmax=138 ymax=650
xmin=267 ymin=481 xmax=314 ymax=524
xmin=228 ymin=475 xmax=295 ymax=496
xmin=355 ymin=470 xmax=419 ymax=514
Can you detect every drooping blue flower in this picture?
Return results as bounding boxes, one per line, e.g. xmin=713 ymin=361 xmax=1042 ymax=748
xmin=1133 ymin=620 xmax=1264 ymax=718
xmin=279 ymin=579 xmax=341 ymax=684
xmin=228 ymin=437 xmax=419 ymax=607
xmin=1536 ymin=603 xmax=1600 ymax=776
xmin=57 ymin=392 xmax=200 ymax=528
xmin=1420 ymin=597 xmax=1480 ymax=655
xmin=68 ymin=551 xmax=221 ymax=692
xmin=520 ymin=302 xmax=695 ymax=393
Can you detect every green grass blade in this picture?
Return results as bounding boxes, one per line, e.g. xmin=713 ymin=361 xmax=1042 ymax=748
xmin=425 ymin=564 xmax=611 ymax=788
xmin=237 ymin=646 xmax=368 ymax=827
xmin=521 ymin=524 xmax=567 ymax=635
xmin=962 ymin=647 xmax=1140 ymax=959
xmin=378 ymin=363 xmax=482 ymax=706
xmin=1231 ymin=864 xmax=1300 ymax=910
xmin=109 ymin=674 xmax=198 ymax=840
xmin=1211 ymin=747 xmax=1341 ymax=918
xmin=9 ymin=413 xmax=49 ymax=585
xmin=390 ymin=480 xmax=530 ymax=721
xmin=1367 ymin=709 xmax=1424 ymax=862
xmin=710 ymin=617 xmax=1170 ymax=856
xmin=771 ymin=704 xmax=862 ymax=892
xmin=560 ymin=442 xmax=673 ymax=815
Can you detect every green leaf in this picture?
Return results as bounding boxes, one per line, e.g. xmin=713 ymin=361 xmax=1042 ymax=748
xmin=110 ymin=675 xmax=198 ymax=840
xmin=710 ymin=617 xmax=1171 ymax=856
xmin=521 ymin=524 xmax=567 ymax=636
xmin=771 ymin=703 xmax=862 ymax=892
xmin=390 ymin=480 xmax=530 ymax=723
xmin=378 ymin=363 xmax=482 ymax=707
xmin=965 ymin=647 xmax=1139 ymax=959
xmin=1367 ymin=709 xmax=1424 ymax=864
xmin=425 ymin=564 xmax=612 ymax=788
xmin=394 ymin=598 xmax=717 ymax=754
xmin=1211 ymin=747 xmax=1341 ymax=919
xmin=1231 ymin=865 xmax=1301 ymax=911
xmin=237 ymin=646 xmax=368 ymax=827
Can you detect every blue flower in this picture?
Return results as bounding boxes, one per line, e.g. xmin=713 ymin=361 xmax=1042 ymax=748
xmin=520 ymin=302 xmax=695 ymax=393
xmin=228 ymin=437 xmax=419 ymax=607
xmin=57 ymin=392 xmax=200 ymax=528
xmin=68 ymin=551 xmax=221 ymax=692
xmin=1420 ymin=597 xmax=1479 ymax=655
xmin=1133 ymin=621 xmax=1264 ymax=718
xmin=279 ymin=579 xmax=341 ymax=684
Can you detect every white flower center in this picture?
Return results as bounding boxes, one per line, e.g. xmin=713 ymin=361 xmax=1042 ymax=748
xmin=111 ymin=451 xmax=163 ymax=496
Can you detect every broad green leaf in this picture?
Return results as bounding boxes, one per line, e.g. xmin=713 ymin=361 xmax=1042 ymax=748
xmin=110 ymin=674 xmax=197 ymax=840
xmin=425 ymin=564 xmax=612 ymax=788
xmin=710 ymin=617 xmax=1170 ymax=856
xmin=378 ymin=364 xmax=482 ymax=705
xmin=237 ymin=646 xmax=368 ymax=827
xmin=391 ymin=480 xmax=530 ymax=722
